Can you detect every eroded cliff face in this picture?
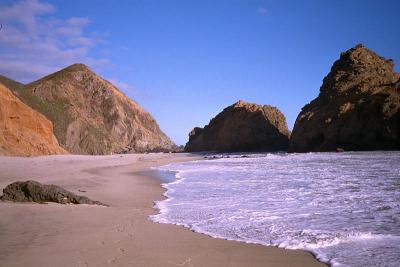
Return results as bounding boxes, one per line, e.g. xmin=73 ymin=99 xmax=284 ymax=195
xmin=185 ymin=100 xmax=290 ymax=152
xmin=9 ymin=64 xmax=176 ymax=154
xmin=290 ymin=44 xmax=400 ymax=152
xmin=0 ymin=83 xmax=66 ymax=156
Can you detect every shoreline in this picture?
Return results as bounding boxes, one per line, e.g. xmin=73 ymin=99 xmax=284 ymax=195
xmin=146 ymin=158 xmax=329 ymax=267
xmin=0 ymin=153 xmax=326 ymax=267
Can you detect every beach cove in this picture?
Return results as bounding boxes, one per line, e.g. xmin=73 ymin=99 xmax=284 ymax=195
xmin=0 ymin=154 xmax=325 ymax=267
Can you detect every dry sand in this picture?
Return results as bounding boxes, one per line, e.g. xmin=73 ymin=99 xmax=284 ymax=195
xmin=0 ymin=153 xmax=326 ymax=267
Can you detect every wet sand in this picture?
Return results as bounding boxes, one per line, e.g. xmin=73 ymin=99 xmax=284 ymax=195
xmin=0 ymin=153 xmax=326 ymax=267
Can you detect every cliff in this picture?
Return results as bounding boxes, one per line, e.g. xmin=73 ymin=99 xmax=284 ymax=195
xmin=290 ymin=44 xmax=400 ymax=152
xmin=8 ymin=64 xmax=176 ymax=154
xmin=0 ymin=83 xmax=66 ymax=156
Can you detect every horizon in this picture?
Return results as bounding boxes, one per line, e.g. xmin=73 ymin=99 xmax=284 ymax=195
xmin=1 ymin=0 xmax=399 ymax=145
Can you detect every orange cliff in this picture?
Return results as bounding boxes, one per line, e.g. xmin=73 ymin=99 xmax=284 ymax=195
xmin=0 ymin=83 xmax=66 ymax=156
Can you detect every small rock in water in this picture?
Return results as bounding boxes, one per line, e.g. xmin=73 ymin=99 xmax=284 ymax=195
xmin=0 ymin=180 xmax=107 ymax=206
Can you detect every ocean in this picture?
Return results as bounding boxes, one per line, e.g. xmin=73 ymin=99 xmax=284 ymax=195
xmin=150 ymin=152 xmax=400 ymax=267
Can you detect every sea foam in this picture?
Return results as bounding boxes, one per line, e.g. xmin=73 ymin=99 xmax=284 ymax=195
xmin=150 ymin=152 xmax=400 ymax=267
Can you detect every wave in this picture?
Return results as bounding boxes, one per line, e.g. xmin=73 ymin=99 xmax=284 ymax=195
xmin=150 ymin=152 xmax=400 ymax=267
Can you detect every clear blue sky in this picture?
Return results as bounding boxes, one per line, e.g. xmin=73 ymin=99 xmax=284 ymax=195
xmin=1 ymin=0 xmax=399 ymax=145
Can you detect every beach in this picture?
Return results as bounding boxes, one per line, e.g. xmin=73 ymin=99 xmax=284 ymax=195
xmin=0 ymin=153 xmax=325 ymax=267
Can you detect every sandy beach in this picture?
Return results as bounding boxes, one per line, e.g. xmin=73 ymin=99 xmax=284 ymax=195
xmin=0 ymin=153 xmax=325 ymax=267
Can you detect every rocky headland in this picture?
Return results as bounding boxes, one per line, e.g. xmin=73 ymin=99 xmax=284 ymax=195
xmin=290 ymin=44 xmax=400 ymax=152
xmin=2 ymin=45 xmax=398 ymax=155
xmin=185 ymin=100 xmax=290 ymax=152
xmin=1 ymin=64 xmax=176 ymax=155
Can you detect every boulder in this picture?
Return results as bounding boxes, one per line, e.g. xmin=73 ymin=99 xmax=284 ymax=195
xmin=0 ymin=180 xmax=106 ymax=205
xmin=290 ymin=44 xmax=400 ymax=152
xmin=185 ymin=100 xmax=290 ymax=152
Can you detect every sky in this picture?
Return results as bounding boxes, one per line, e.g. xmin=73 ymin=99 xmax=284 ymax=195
xmin=0 ymin=0 xmax=399 ymax=145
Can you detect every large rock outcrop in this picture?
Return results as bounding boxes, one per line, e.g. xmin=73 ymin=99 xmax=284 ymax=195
xmin=0 ymin=180 xmax=106 ymax=205
xmin=6 ymin=64 xmax=176 ymax=154
xmin=185 ymin=100 xmax=290 ymax=152
xmin=0 ymin=83 xmax=66 ymax=156
xmin=290 ymin=44 xmax=400 ymax=152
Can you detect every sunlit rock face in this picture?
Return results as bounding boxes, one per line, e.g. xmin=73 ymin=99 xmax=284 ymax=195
xmin=0 ymin=83 xmax=66 ymax=156
xmin=5 ymin=64 xmax=176 ymax=155
xmin=290 ymin=44 xmax=400 ymax=152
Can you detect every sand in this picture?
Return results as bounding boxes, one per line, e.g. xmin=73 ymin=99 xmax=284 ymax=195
xmin=0 ymin=153 xmax=326 ymax=267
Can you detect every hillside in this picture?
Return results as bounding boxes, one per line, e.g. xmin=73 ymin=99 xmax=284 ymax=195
xmin=7 ymin=64 xmax=176 ymax=154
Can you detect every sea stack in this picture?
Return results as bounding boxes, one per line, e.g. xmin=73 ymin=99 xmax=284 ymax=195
xmin=0 ymin=83 xmax=66 ymax=156
xmin=6 ymin=64 xmax=176 ymax=154
xmin=185 ymin=100 xmax=290 ymax=152
xmin=290 ymin=44 xmax=400 ymax=152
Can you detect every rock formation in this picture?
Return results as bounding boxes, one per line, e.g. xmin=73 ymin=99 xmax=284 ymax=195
xmin=0 ymin=83 xmax=66 ymax=156
xmin=290 ymin=44 xmax=400 ymax=152
xmin=0 ymin=180 xmax=106 ymax=205
xmin=7 ymin=64 xmax=176 ymax=154
xmin=185 ymin=100 xmax=290 ymax=152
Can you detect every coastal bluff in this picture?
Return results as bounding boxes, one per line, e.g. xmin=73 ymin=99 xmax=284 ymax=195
xmin=0 ymin=83 xmax=66 ymax=156
xmin=2 ymin=64 xmax=176 ymax=155
xmin=185 ymin=100 xmax=290 ymax=152
xmin=290 ymin=44 xmax=400 ymax=152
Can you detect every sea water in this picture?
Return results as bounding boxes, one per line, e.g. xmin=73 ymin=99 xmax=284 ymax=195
xmin=150 ymin=152 xmax=400 ymax=266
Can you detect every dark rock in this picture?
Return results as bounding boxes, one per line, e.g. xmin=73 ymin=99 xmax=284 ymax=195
xmin=185 ymin=100 xmax=290 ymax=152
xmin=290 ymin=44 xmax=400 ymax=152
xmin=0 ymin=180 xmax=106 ymax=205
